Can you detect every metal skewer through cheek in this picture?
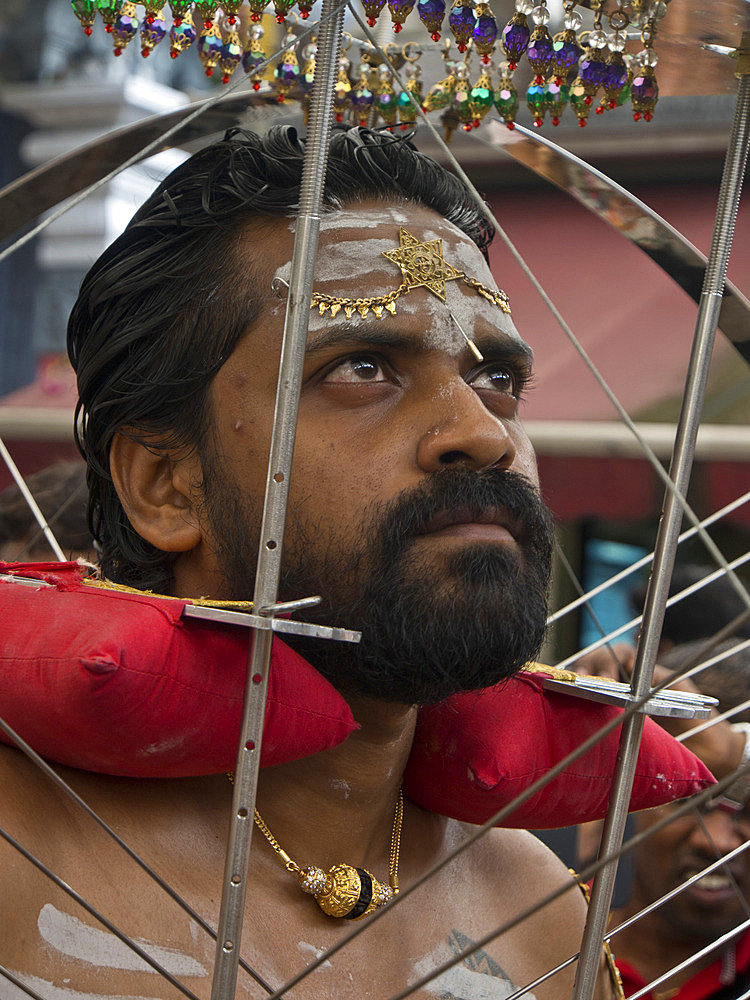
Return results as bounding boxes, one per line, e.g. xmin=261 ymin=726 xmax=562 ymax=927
xmin=572 ymin=37 xmax=750 ymax=1000
xmin=209 ymin=3 xmax=348 ymax=997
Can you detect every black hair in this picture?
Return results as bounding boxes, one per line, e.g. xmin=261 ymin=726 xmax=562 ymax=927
xmin=67 ymin=125 xmax=495 ymax=593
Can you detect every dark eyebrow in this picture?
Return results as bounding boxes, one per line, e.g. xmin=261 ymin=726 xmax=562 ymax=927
xmin=306 ymin=324 xmax=415 ymax=355
xmin=306 ymin=322 xmax=535 ymax=366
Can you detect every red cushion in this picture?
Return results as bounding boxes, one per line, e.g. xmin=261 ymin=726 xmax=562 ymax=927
xmin=0 ymin=561 xmax=714 ymax=824
xmin=0 ymin=562 xmax=357 ymax=775
xmin=403 ymin=675 xmax=714 ymax=828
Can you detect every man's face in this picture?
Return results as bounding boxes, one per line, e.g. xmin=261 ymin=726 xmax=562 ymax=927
xmin=189 ymin=200 xmax=553 ymax=704
xmin=631 ymin=799 xmax=750 ymax=944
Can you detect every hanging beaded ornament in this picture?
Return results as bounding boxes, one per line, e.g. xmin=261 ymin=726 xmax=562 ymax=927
xmin=417 ymin=0 xmax=444 ymax=43
xmin=139 ymin=4 xmax=167 ymax=57
xmin=351 ymin=57 xmax=375 ymax=126
xmin=68 ymin=0 xmax=671 ymax=134
xmin=274 ymin=25 xmax=300 ymax=101
xmin=472 ymin=4 xmax=497 ymax=65
xmin=219 ymin=21 xmax=243 ymax=82
xmin=112 ymin=1 xmax=138 ymax=55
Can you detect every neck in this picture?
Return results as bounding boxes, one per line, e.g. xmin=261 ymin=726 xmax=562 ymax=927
xmin=255 ymin=696 xmax=418 ymax=874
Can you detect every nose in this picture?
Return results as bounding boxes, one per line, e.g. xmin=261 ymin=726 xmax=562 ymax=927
xmin=416 ymin=378 xmax=517 ymax=474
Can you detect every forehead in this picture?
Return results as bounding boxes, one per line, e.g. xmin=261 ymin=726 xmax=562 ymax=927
xmin=266 ymin=200 xmax=526 ymax=350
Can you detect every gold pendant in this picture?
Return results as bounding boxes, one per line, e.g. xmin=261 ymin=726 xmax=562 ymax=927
xmin=298 ymin=863 xmax=394 ymax=920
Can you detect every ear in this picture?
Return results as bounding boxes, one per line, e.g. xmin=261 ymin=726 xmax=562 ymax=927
xmin=109 ymin=432 xmax=203 ymax=553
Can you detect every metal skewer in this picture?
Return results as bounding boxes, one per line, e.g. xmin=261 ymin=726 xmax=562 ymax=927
xmin=209 ymin=2 xmax=348 ymax=996
xmin=572 ymin=33 xmax=750 ymax=1000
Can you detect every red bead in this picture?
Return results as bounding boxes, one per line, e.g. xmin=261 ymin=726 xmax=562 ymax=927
xmin=584 ymin=94 xmax=592 ymax=105
xmin=203 ymin=19 xmax=211 ymax=27
xmin=300 ymin=10 xmax=309 ymax=17
xmin=227 ymin=14 xmax=236 ymax=22
xmin=633 ymin=111 xmax=641 ymax=121
xmin=251 ymin=11 xmax=260 ymax=19
xmin=608 ymin=99 xmax=616 ymax=109
xmin=578 ymin=118 xmax=586 ymax=127
xmin=336 ymin=112 xmax=343 ymax=122
xmin=393 ymin=21 xmax=402 ymax=31
xmin=534 ymin=74 xmax=543 ymax=85
xmin=644 ymin=110 xmax=653 ymax=121
xmin=508 ymin=61 xmax=517 ymax=71
xmin=275 ymin=13 xmax=284 ymax=21
xmin=506 ymin=121 xmax=514 ymax=130
xmin=170 ymin=49 xmax=178 ymax=57
xmin=368 ymin=15 xmax=376 ymax=24
xmin=458 ymin=42 xmax=466 ymax=52
xmin=481 ymin=54 xmax=490 ymax=64
xmin=551 ymin=115 xmax=559 ymax=126
xmin=253 ymin=81 xmax=260 ymax=90
xmin=222 ymin=74 xmax=229 ymax=83
xmin=533 ymin=117 xmax=542 ymax=127
xmin=595 ymin=105 xmax=604 ymax=114
xmin=554 ymin=75 xmax=561 ymax=85
xmin=173 ymin=16 xmax=182 ymax=23
xmin=400 ymin=123 xmax=408 ymax=130
xmin=431 ymin=31 xmax=440 ymax=41
xmin=205 ymin=66 xmax=213 ymax=75
xmin=141 ymin=47 xmax=149 ymax=56
xmin=462 ymin=123 xmax=471 ymax=131
xmin=146 ymin=13 xmax=154 ymax=23
xmin=114 ymin=46 xmax=122 ymax=55
xmin=104 ymin=22 xmax=112 ymax=30
xmin=277 ymin=93 xmax=285 ymax=102
xmin=84 ymin=24 xmax=93 ymax=34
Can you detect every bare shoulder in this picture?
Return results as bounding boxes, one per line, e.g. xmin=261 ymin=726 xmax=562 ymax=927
xmin=458 ymin=824 xmax=588 ymax=936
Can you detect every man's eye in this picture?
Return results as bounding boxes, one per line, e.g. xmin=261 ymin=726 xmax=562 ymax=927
xmin=467 ymin=365 xmax=516 ymax=395
xmin=323 ymin=356 xmax=387 ymax=383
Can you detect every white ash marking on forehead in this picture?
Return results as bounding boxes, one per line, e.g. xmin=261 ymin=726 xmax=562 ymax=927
xmin=287 ymin=205 xmax=411 ymax=232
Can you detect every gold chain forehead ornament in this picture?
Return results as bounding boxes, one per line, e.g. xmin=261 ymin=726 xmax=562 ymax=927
xmin=310 ymin=227 xmax=511 ymax=320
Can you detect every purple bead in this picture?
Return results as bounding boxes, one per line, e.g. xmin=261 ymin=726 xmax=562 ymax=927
xmin=198 ymin=31 xmax=222 ymax=59
xmin=604 ymin=59 xmax=628 ymax=92
xmin=473 ymin=11 xmax=497 ymax=49
xmin=501 ymin=13 xmax=529 ymax=63
xmin=115 ymin=11 xmax=137 ymax=37
xmin=631 ymin=72 xmax=658 ymax=103
xmin=242 ymin=48 xmax=263 ymax=73
xmin=449 ymin=2 xmax=476 ymax=45
xmin=578 ymin=52 xmax=606 ymax=88
xmin=552 ymin=36 xmax=580 ymax=76
xmin=527 ymin=29 xmax=554 ymax=74
xmin=275 ymin=59 xmax=298 ymax=83
xmin=417 ymin=0 xmax=444 ymax=32
xmin=389 ymin=0 xmax=414 ymax=16
xmin=351 ymin=86 xmax=374 ymax=112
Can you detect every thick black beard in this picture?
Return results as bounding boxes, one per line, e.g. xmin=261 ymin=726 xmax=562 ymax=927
xmin=202 ymin=462 xmax=554 ymax=706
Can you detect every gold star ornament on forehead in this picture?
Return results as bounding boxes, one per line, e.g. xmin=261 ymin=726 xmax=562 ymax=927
xmin=381 ymin=227 xmax=463 ymax=302
xmin=310 ymin=226 xmax=511 ymax=321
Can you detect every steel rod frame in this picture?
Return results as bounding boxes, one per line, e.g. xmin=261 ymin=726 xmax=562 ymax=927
xmin=208 ymin=3 xmax=346 ymax=997
xmin=572 ymin=47 xmax=750 ymax=1000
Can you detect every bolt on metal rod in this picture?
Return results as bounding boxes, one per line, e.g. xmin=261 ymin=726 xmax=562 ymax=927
xmin=209 ymin=4 xmax=346 ymax=998
xmin=572 ymin=41 xmax=750 ymax=1000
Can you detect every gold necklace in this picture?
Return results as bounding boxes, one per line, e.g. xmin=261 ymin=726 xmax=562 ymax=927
xmin=253 ymin=790 xmax=403 ymax=921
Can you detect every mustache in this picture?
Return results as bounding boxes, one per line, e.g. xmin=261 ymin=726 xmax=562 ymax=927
xmin=367 ymin=467 xmax=553 ymax=547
